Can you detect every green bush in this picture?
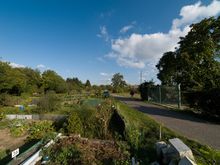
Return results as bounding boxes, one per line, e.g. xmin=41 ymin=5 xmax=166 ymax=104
xmin=43 ymin=144 xmax=81 ymax=165
xmin=28 ymin=120 xmax=54 ymax=140
xmin=0 ymin=149 xmax=7 ymax=160
xmin=139 ymin=81 xmax=155 ymax=101
xmin=0 ymin=93 xmax=15 ymax=106
xmin=10 ymin=120 xmax=29 ymax=137
xmin=37 ymin=91 xmax=61 ymax=113
xmin=66 ymin=111 xmax=83 ymax=135
xmin=185 ymin=88 xmax=220 ymax=116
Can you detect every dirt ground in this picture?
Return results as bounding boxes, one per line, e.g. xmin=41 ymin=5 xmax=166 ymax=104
xmin=0 ymin=128 xmax=27 ymax=151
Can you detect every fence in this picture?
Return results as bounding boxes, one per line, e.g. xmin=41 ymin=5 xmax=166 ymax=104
xmin=6 ymin=114 xmax=67 ymax=121
xmin=147 ymin=85 xmax=183 ymax=109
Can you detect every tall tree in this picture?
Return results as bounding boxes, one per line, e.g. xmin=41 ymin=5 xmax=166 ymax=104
xmin=157 ymin=16 xmax=220 ymax=90
xmin=111 ymin=73 xmax=127 ymax=92
xmin=85 ymin=80 xmax=91 ymax=88
xmin=156 ymin=51 xmax=178 ymax=86
xmin=42 ymin=70 xmax=67 ymax=93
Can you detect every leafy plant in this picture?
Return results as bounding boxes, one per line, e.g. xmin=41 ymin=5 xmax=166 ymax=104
xmin=28 ymin=120 xmax=54 ymax=140
xmin=66 ymin=111 xmax=83 ymax=135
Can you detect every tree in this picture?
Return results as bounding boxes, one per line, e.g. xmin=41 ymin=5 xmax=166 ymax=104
xmin=42 ymin=70 xmax=67 ymax=93
xmin=139 ymin=81 xmax=155 ymax=100
xmin=156 ymin=51 xmax=178 ymax=86
xmin=157 ymin=17 xmax=220 ymax=90
xmin=66 ymin=77 xmax=84 ymax=93
xmin=111 ymin=73 xmax=127 ymax=93
xmin=66 ymin=111 xmax=83 ymax=135
xmin=20 ymin=67 xmax=42 ymax=93
xmin=85 ymin=80 xmax=91 ymax=89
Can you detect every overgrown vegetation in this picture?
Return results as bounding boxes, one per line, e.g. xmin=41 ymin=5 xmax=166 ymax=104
xmin=115 ymin=100 xmax=220 ymax=164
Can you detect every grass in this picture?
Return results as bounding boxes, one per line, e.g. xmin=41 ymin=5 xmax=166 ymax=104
xmin=115 ymin=100 xmax=220 ymax=165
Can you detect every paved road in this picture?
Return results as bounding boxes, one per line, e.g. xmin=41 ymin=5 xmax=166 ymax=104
xmin=115 ymin=96 xmax=220 ymax=149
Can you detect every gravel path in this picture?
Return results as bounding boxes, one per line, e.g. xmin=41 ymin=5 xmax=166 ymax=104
xmin=115 ymin=96 xmax=220 ymax=150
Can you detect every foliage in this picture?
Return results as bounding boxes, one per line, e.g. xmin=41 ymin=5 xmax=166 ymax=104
xmin=85 ymin=79 xmax=91 ymax=89
xmin=28 ymin=120 xmax=54 ymax=140
xmin=0 ymin=93 xmax=16 ymax=106
xmin=66 ymin=111 xmax=83 ymax=135
xmin=10 ymin=119 xmax=29 ymax=137
xmin=115 ymin=100 xmax=220 ymax=164
xmin=156 ymin=17 xmax=220 ymax=90
xmin=42 ymin=70 xmax=67 ymax=93
xmin=43 ymin=144 xmax=81 ymax=165
xmin=66 ymin=77 xmax=84 ymax=93
xmin=111 ymin=73 xmax=127 ymax=93
xmin=0 ymin=149 xmax=7 ymax=160
xmin=0 ymin=113 xmax=5 ymax=121
xmin=37 ymin=91 xmax=61 ymax=113
xmin=43 ymin=136 xmax=129 ymax=165
xmin=185 ymin=88 xmax=220 ymax=116
xmin=139 ymin=81 xmax=155 ymax=100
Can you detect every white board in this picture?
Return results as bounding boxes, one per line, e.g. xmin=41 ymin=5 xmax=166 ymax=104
xmin=12 ymin=148 xmax=19 ymax=158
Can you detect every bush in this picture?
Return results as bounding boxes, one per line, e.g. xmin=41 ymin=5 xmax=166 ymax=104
xmin=10 ymin=119 xmax=29 ymax=137
xmin=28 ymin=120 xmax=54 ymax=140
xmin=185 ymin=88 xmax=220 ymax=116
xmin=43 ymin=144 xmax=81 ymax=165
xmin=37 ymin=91 xmax=61 ymax=113
xmin=139 ymin=81 xmax=155 ymax=101
xmin=0 ymin=93 xmax=15 ymax=106
xmin=66 ymin=111 xmax=83 ymax=135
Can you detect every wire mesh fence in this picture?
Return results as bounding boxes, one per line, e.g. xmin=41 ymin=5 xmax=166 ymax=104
xmin=147 ymin=85 xmax=187 ymax=109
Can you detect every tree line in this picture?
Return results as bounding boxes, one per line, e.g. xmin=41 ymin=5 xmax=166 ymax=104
xmin=0 ymin=61 xmax=92 ymax=95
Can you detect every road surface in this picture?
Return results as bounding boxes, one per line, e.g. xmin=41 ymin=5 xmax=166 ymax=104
xmin=115 ymin=96 xmax=220 ymax=149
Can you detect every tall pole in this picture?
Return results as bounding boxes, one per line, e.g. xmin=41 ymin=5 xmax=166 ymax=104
xmin=140 ymin=71 xmax=143 ymax=84
xmin=178 ymin=84 xmax=181 ymax=109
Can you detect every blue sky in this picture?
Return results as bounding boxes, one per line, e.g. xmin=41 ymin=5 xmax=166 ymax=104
xmin=0 ymin=0 xmax=219 ymax=85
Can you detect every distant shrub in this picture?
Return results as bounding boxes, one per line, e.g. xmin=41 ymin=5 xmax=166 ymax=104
xmin=37 ymin=91 xmax=61 ymax=113
xmin=0 ymin=93 xmax=15 ymax=106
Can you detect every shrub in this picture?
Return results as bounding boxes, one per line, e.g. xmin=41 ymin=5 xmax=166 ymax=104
xmin=0 ymin=93 xmax=15 ymax=106
xmin=10 ymin=119 xmax=29 ymax=137
xmin=37 ymin=91 xmax=61 ymax=113
xmin=28 ymin=120 xmax=54 ymax=140
xmin=139 ymin=81 xmax=155 ymax=101
xmin=185 ymin=88 xmax=220 ymax=116
xmin=43 ymin=144 xmax=81 ymax=165
xmin=66 ymin=111 xmax=83 ymax=135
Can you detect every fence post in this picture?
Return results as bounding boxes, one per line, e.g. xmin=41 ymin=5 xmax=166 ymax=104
xmin=177 ymin=84 xmax=181 ymax=109
xmin=158 ymin=86 xmax=162 ymax=104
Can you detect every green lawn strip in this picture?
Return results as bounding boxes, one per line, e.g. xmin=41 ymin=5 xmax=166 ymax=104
xmin=115 ymin=100 xmax=220 ymax=164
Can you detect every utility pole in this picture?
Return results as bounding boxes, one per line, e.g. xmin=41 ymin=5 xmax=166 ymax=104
xmin=140 ymin=71 xmax=143 ymax=84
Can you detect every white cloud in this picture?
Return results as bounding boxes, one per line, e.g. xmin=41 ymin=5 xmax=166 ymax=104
xmin=107 ymin=0 xmax=220 ymax=70
xmin=172 ymin=0 xmax=220 ymax=29
xmin=9 ymin=62 xmax=25 ymax=68
xmin=100 ymin=72 xmax=108 ymax=76
xmin=37 ymin=64 xmax=46 ymax=68
xmin=120 ymin=25 xmax=134 ymax=33
xmin=97 ymin=26 xmax=110 ymax=42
